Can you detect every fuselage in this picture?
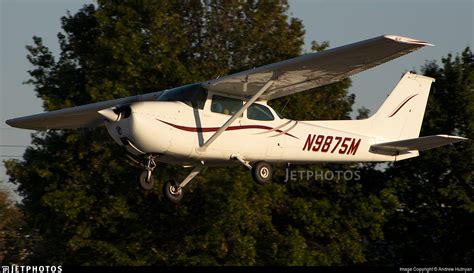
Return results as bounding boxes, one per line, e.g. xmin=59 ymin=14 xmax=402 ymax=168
xmin=104 ymin=90 xmax=402 ymax=166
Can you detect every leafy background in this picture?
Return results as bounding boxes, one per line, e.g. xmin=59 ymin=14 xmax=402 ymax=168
xmin=1 ymin=0 xmax=472 ymax=266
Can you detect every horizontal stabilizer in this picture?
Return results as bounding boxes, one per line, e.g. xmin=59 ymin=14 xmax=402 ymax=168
xmin=370 ymin=135 xmax=468 ymax=155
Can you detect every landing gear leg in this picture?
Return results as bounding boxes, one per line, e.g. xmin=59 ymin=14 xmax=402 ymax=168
xmin=163 ymin=166 xmax=202 ymax=204
xmin=137 ymin=154 xmax=158 ymax=191
xmin=231 ymin=155 xmax=273 ymax=185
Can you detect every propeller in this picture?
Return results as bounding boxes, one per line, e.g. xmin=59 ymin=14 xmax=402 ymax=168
xmin=98 ymin=105 xmax=131 ymax=122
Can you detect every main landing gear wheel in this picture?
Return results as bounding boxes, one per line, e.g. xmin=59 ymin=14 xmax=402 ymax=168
xmin=251 ymin=161 xmax=273 ymax=185
xmin=138 ymin=171 xmax=155 ymax=191
xmin=163 ymin=180 xmax=183 ymax=204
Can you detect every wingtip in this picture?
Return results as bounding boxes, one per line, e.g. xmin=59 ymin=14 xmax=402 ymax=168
xmin=5 ymin=117 xmax=41 ymax=130
xmin=455 ymin=136 xmax=469 ymax=141
xmin=5 ymin=119 xmax=14 ymax=127
xmin=384 ymin=34 xmax=434 ymax=47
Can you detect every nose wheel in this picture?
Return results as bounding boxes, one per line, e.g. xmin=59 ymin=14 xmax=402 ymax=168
xmin=133 ymin=153 xmax=203 ymax=203
xmin=136 ymin=154 xmax=158 ymax=191
xmin=138 ymin=171 xmax=155 ymax=190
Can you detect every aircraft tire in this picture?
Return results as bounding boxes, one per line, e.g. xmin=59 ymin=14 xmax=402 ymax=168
xmin=138 ymin=171 xmax=155 ymax=190
xmin=163 ymin=180 xmax=183 ymax=204
xmin=251 ymin=161 xmax=273 ymax=185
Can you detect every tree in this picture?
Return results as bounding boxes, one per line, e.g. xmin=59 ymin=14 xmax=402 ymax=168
xmin=6 ymin=1 xmax=397 ymax=265
xmin=0 ymin=188 xmax=28 ymax=263
xmin=371 ymin=48 xmax=474 ymax=265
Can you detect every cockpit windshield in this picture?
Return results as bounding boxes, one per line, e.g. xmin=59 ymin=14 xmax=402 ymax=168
xmin=158 ymin=83 xmax=208 ymax=109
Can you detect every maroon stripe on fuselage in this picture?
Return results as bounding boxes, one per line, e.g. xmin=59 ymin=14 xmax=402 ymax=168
xmin=157 ymin=119 xmax=299 ymax=139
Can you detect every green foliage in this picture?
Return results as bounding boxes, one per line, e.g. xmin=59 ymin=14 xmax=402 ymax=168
xmin=356 ymin=107 xmax=370 ymax=120
xmin=4 ymin=0 xmax=471 ymax=266
xmin=370 ymin=48 xmax=474 ymax=265
xmin=0 ymin=189 xmax=28 ymax=263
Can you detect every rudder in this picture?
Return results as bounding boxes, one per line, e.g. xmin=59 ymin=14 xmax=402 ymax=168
xmin=367 ymin=72 xmax=434 ymax=141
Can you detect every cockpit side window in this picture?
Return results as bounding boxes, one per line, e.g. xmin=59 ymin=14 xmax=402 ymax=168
xmin=158 ymin=84 xmax=207 ymax=109
xmin=247 ymin=103 xmax=275 ymax=121
xmin=211 ymin=95 xmax=243 ymax=116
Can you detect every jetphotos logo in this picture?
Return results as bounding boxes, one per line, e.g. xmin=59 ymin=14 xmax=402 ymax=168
xmin=284 ymin=168 xmax=361 ymax=182
xmin=1 ymin=265 xmax=62 ymax=273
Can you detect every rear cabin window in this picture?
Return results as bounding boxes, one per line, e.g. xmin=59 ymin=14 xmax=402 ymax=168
xmin=247 ymin=104 xmax=275 ymax=121
xmin=211 ymin=95 xmax=243 ymax=115
xmin=158 ymin=84 xmax=207 ymax=109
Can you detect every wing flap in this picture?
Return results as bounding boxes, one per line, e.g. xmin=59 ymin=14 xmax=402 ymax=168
xmin=370 ymin=135 xmax=468 ymax=155
xmin=203 ymin=35 xmax=433 ymax=100
xmin=6 ymin=92 xmax=162 ymax=130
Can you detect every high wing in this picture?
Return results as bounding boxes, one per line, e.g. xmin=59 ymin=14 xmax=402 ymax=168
xmin=6 ymin=92 xmax=162 ymax=130
xmin=202 ymin=35 xmax=433 ymax=100
xmin=7 ymin=34 xmax=432 ymax=131
xmin=370 ymin=135 xmax=467 ymax=156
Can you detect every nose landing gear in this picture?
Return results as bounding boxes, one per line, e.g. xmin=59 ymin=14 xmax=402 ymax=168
xmin=132 ymin=153 xmax=203 ymax=204
xmin=136 ymin=154 xmax=158 ymax=191
xmin=138 ymin=171 xmax=155 ymax=190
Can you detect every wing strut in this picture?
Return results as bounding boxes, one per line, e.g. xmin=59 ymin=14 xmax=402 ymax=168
xmin=198 ymin=79 xmax=275 ymax=152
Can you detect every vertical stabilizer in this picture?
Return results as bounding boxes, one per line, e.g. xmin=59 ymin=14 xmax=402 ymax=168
xmin=367 ymin=72 xmax=434 ymax=141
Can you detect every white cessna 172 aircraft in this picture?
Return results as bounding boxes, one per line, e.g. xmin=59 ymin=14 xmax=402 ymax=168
xmin=7 ymin=35 xmax=467 ymax=203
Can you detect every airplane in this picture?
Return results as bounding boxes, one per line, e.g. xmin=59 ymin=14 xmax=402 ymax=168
xmin=6 ymin=35 xmax=467 ymax=203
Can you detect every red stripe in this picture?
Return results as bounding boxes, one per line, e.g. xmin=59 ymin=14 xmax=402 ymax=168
xmin=388 ymin=94 xmax=418 ymax=118
xmin=157 ymin=119 xmax=299 ymax=139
